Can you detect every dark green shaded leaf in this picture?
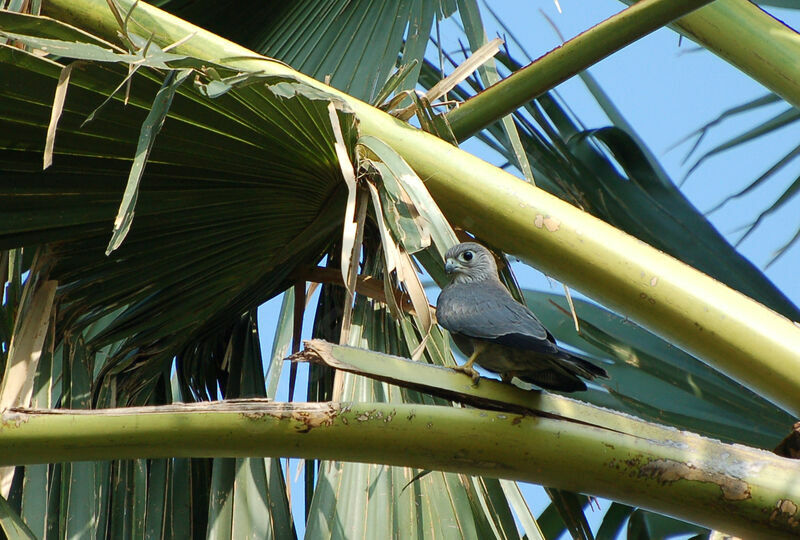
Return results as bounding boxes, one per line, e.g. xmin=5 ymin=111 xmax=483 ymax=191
xmin=596 ymin=503 xmax=634 ymax=540
xmin=536 ymin=493 xmax=592 ymax=540
xmin=627 ymin=508 xmax=708 ymax=539
xmin=0 ymin=493 xmax=36 ymax=540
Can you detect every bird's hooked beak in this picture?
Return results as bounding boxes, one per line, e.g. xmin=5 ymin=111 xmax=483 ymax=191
xmin=445 ymin=257 xmax=458 ymax=274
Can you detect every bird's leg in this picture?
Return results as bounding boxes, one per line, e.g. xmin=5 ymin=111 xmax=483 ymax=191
xmin=453 ymin=343 xmax=485 ymax=384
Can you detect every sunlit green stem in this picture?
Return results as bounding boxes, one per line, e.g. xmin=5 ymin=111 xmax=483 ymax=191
xmin=1 ymin=402 xmax=798 ymax=538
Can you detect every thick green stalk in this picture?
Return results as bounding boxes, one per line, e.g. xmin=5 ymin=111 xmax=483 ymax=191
xmin=445 ymin=0 xmax=716 ymax=140
xmin=622 ymin=0 xmax=800 ymax=110
xmin=1 ymin=402 xmax=798 ymax=538
xmin=40 ymin=0 xmax=800 ymax=416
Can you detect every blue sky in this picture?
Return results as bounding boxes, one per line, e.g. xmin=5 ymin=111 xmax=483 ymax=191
xmin=257 ymin=2 xmax=800 ymax=536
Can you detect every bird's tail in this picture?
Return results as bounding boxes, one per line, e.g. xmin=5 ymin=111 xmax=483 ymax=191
xmin=515 ymin=351 xmax=608 ymax=392
xmin=557 ymin=350 xmax=608 ymax=380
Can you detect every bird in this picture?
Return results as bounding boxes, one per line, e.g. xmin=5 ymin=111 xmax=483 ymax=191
xmin=435 ymin=242 xmax=608 ymax=392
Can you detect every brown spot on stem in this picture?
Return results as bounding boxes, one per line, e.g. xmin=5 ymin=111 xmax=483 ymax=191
xmin=770 ymin=499 xmax=799 ymax=527
xmin=262 ymin=402 xmax=339 ymax=433
xmin=639 ymin=292 xmax=656 ymax=305
xmin=533 ymin=214 xmax=560 ymax=231
xmin=0 ymin=411 xmax=29 ymax=429
xmin=543 ymin=217 xmax=560 ymax=232
xmin=639 ymin=459 xmax=751 ymax=501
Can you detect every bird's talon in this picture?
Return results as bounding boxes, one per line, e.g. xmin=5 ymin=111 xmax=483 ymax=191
xmin=453 ymin=365 xmax=480 ymax=384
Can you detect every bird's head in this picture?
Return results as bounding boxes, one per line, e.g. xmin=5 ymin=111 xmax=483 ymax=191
xmin=444 ymin=242 xmax=499 ymax=284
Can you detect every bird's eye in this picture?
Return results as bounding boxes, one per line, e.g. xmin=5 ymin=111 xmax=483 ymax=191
xmin=461 ymin=250 xmax=473 ymax=262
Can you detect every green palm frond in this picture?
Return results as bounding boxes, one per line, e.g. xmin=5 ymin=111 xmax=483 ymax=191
xmin=676 ymin=92 xmax=800 ymax=266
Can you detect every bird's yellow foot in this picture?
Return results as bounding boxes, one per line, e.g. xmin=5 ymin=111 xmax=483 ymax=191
xmin=453 ymin=364 xmax=480 ymax=385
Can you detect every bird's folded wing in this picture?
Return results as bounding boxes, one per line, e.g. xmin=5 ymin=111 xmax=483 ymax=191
xmin=438 ymin=282 xmax=559 ymax=355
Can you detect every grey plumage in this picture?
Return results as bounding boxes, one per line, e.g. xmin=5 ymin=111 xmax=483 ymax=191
xmin=436 ymin=242 xmax=607 ymax=392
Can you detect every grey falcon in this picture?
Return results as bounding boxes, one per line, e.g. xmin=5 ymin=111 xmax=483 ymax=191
xmin=436 ymin=242 xmax=608 ymax=392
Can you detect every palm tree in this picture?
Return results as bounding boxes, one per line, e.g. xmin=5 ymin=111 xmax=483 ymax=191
xmin=1 ymin=0 xmax=800 ymax=538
